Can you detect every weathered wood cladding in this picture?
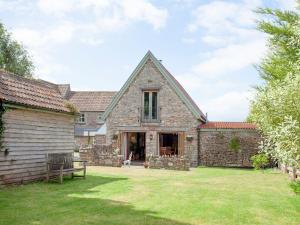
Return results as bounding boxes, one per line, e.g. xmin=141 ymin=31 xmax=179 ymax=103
xmin=0 ymin=108 xmax=75 ymax=185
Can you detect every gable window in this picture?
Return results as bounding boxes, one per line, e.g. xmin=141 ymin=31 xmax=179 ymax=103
xmin=97 ymin=112 xmax=104 ymax=124
xmin=143 ymin=91 xmax=159 ymax=122
xmin=77 ymin=113 xmax=86 ymax=123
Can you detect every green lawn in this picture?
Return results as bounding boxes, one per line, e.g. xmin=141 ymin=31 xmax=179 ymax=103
xmin=0 ymin=167 xmax=299 ymax=225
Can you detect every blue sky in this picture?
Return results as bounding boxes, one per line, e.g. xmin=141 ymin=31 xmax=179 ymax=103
xmin=0 ymin=0 xmax=297 ymax=121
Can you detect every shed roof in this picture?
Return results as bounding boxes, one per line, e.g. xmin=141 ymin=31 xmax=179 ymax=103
xmin=199 ymin=122 xmax=256 ymax=129
xmin=67 ymin=91 xmax=117 ymax=112
xmin=0 ymin=70 xmax=70 ymax=113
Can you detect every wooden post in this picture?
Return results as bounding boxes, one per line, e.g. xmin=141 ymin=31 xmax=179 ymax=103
xmin=284 ymin=164 xmax=288 ymax=173
xmin=292 ymin=167 xmax=297 ymax=181
xmin=59 ymin=165 xmax=63 ymax=184
xmin=83 ymin=162 xmax=86 ymax=179
xmin=46 ymin=163 xmax=49 ymax=183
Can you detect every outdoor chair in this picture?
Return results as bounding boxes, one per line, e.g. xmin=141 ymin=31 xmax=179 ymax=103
xmin=124 ymin=152 xmax=133 ymax=167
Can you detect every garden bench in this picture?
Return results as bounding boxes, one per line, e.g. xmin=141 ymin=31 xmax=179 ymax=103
xmin=46 ymin=153 xmax=87 ymax=184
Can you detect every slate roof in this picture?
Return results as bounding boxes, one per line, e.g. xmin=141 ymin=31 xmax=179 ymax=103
xmin=0 ymin=70 xmax=70 ymax=113
xmin=199 ymin=122 xmax=256 ymax=129
xmin=67 ymin=91 xmax=117 ymax=112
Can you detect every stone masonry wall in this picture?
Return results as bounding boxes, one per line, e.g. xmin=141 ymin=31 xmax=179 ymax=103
xmin=106 ymin=59 xmax=199 ymax=166
xmin=148 ymin=155 xmax=190 ymax=171
xmin=79 ymin=145 xmax=123 ymax=167
xmin=199 ymin=129 xmax=261 ymax=167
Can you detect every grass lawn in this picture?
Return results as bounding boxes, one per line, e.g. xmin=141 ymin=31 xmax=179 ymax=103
xmin=0 ymin=167 xmax=299 ymax=225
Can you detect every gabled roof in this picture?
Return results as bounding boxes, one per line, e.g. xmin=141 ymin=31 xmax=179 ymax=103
xmin=68 ymin=91 xmax=117 ymax=112
xmin=0 ymin=70 xmax=70 ymax=113
xmin=102 ymin=51 xmax=206 ymax=121
xmin=199 ymin=122 xmax=256 ymax=129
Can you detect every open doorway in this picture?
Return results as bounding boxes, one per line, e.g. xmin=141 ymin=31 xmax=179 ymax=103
xmin=159 ymin=133 xmax=178 ymax=156
xmin=127 ymin=132 xmax=146 ymax=161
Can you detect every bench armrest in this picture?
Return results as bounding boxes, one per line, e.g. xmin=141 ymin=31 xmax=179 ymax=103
xmin=72 ymin=159 xmax=87 ymax=163
xmin=47 ymin=162 xmax=64 ymax=165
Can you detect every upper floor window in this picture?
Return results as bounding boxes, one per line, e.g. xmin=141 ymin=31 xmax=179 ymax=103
xmin=77 ymin=113 xmax=86 ymax=123
xmin=143 ymin=91 xmax=158 ymax=122
xmin=97 ymin=112 xmax=104 ymax=124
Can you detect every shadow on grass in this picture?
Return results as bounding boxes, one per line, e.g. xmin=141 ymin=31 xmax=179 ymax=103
xmin=0 ymin=174 xmax=190 ymax=225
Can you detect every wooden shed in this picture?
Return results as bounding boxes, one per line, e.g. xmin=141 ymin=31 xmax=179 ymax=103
xmin=0 ymin=70 xmax=75 ymax=185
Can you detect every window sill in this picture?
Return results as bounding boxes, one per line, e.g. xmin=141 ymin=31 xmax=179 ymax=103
xmin=141 ymin=121 xmax=160 ymax=126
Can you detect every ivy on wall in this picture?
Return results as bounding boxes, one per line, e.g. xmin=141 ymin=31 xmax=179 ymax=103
xmin=228 ymin=137 xmax=241 ymax=153
xmin=0 ymin=102 xmax=6 ymax=151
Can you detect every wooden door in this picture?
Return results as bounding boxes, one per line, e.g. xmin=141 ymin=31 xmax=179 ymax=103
xmin=178 ymin=132 xmax=185 ymax=156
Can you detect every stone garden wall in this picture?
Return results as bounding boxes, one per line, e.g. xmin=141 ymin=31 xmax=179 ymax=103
xmin=148 ymin=155 xmax=190 ymax=171
xmin=79 ymin=145 xmax=123 ymax=167
xmin=199 ymin=129 xmax=261 ymax=167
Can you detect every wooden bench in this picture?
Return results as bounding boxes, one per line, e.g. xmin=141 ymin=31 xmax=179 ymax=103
xmin=46 ymin=153 xmax=87 ymax=184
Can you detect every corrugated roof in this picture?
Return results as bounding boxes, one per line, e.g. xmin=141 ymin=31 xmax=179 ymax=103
xmin=0 ymin=70 xmax=70 ymax=113
xmin=68 ymin=91 xmax=117 ymax=112
xmin=199 ymin=122 xmax=256 ymax=129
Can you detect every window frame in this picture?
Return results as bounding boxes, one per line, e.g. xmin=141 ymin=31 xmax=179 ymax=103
xmin=97 ymin=112 xmax=104 ymax=124
xmin=77 ymin=112 xmax=86 ymax=124
xmin=142 ymin=90 xmax=159 ymax=123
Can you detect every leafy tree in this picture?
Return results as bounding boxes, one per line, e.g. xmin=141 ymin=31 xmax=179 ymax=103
xmin=0 ymin=22 xmax=34 ymax=77
xmin=249 ymin=3 xmax=300 ymax=167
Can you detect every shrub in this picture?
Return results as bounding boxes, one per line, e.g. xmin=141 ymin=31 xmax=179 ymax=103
xmin=251 ymin=153 xmax=269 ymax=170
xmin=290 ymin=181 xmax=300 ymax=194
xmin=229 ymin=137 xmax=240 ymax=152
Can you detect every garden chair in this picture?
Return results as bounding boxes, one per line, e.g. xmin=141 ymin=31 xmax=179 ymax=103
xmin=124 ymin=152 xmax=133 ymax=167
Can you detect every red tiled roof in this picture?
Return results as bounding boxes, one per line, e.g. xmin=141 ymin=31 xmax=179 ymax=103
xmin=0 ymin=70 xmax=70 ymax=113
xmin=67 ymin=91 xmax=117 ymax=112
xmin=199 ymin=121 xmax=256 ymax=129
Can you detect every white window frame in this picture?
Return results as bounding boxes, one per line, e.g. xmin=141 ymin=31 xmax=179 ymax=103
xmin=77 ymin=113 xmax=86 ymax=124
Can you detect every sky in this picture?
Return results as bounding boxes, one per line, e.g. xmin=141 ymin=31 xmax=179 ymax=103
xmin=0 ymin=0 xmax=297 ymax=121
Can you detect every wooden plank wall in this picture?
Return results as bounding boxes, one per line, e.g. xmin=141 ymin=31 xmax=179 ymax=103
xmin=0 ymin=108 xmax=75 ymax=185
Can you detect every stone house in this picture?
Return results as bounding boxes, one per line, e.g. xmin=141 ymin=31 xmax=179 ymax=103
xmin=102 ymin=51 xmax=206 ymax=166
xmin=56 ymin=84 xmax=116 ymax=147
xmin=0 ymin=70 xmax=75 ymax=185
xmin=100 ymin=51 xmax=260 ymax=167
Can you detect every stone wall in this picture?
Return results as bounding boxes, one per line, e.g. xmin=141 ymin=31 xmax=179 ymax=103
xmin=94 ymin=135 xmax=106 ymax=145
xmin=75 ymin=135 xmax=106 ymax=148
xmin=199 ymin=129 xmax=261 ymax=167
xmin=148 ymin=155 xmax=190 ymax=171
xmin=79 ymin=145 xmax=123 ymax=167
xmin=106 ymin=59 xmax=199 ymax=166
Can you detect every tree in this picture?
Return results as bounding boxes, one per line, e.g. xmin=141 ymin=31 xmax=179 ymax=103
xmin=0 ymin=22 xmax=34 ymax=77
xmin=248 ymin=4 xmax=300 ymax=167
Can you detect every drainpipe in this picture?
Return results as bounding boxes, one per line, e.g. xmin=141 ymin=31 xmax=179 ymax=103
xmin=197 ymin=127 xmax=201 ymax=166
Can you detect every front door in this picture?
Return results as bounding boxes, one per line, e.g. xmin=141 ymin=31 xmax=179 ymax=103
xmin=126 ymin=132 xmax=146 ymax=161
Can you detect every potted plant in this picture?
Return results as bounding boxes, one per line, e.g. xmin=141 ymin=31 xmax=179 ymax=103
xmin=143 ymin=161 xmax=149 ymax=168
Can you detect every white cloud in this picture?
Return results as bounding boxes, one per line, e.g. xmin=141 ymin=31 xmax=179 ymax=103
xmin=180 ymin=0 xmax=267 ymax=121
xmin=9 ymin=0 xmax=168 ymax=83
xmin=202 ymin=91 xmax=252 ymax=121
xmin=36 ymin=0 xmax=168 ymax=30
xmin=192 ymin=39 xmax=266 ymax=77
xmin=182 ymin=37 xmax=196 ymax=44
xmin=277 ymin=0 xmax=297 ymax=10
